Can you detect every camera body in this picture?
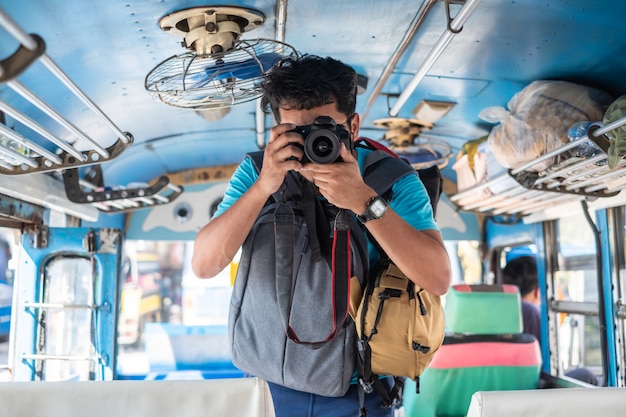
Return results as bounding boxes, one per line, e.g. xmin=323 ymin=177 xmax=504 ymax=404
xmin=291 ymin=116 xmax=353 ymax=164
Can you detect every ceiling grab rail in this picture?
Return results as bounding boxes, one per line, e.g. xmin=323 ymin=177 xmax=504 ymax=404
xmin=361 ymin=0 xmax=438 ymax=120
xmin=389 ymin=0 xmax=482 ymax=117
xmin=0 ymin=7 xmax=133 ymax=175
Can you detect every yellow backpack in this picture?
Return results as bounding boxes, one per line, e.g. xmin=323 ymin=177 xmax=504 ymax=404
xmin=350 ymin=262 xmax=445 ymax=409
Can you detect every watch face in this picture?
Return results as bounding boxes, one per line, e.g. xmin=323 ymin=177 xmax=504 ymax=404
xmin=369 ymin=198 xmax=387 ymax=218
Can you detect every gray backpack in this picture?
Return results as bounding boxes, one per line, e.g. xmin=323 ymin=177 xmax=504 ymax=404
xmin=228 ymin=144 xmax=415 ymax=397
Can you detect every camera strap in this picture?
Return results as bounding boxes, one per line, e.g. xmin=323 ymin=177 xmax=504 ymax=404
xmin=274 ymin=173 xmax=351 ymax=348
xmin=301 ymin=179 xmax=326 ymax=262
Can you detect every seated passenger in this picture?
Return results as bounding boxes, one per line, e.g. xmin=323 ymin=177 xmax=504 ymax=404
xmin=564 ymin=367 xmax=599 ymax=385
xmin=502 ymin=255 xmax=541 ymax=342
xmin=503 ymin=254 xmax=599 ymax=386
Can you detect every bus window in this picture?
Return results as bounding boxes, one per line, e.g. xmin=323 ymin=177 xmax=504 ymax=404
xmin=119 ymin=250 xmax=164 ymax=346
xmin=116 ymin=240 xmax=239 ymax=380
xmin=553 ymin=212 xmax=602 ymax=382
xmin=446 ymin=240 xmax=482 ymax=285
xmin=181 ymin=241 xmax=235 ymax=326
xmin=0 ymin=228 xmax=16 ymax=343
xmin=118 ymin=241 xmax=185 ymax=347
xmin=39 ymin=256 xmax=95 ymax=381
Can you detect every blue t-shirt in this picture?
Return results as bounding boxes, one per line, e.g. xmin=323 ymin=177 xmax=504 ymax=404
xmin=213 ymin=146 xmax=440 ymax=268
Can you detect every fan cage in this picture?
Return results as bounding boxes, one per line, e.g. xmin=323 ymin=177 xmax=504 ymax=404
xmin=145 ymin=39 xmax=297 ymax=109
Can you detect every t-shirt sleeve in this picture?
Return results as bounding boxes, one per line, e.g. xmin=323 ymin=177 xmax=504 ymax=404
xmin=366 ymin=167 xmax=440 ymax=267
xmin=389 ymin=171 xmax=439 ymax=232
xmin=212 ymin=157 xmax=258 ymax=219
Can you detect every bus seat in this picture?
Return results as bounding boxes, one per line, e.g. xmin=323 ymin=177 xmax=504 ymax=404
xmin=0 ymin=377 xmax=275 ymax=417
xmin=467 ymin=388 xmax=626 ymax=417
xmin=403 ymin=284 xmax=542 ymax=417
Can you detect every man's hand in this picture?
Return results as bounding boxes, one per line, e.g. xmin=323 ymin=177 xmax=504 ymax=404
xmin=257 ymin=123 xmax=304 ymax=195
xmin=302 ymin=143 xmax=375 ymax=213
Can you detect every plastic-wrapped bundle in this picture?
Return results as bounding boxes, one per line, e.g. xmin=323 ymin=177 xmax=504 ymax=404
xmin=484 ymin=80 xmax=613 ymax=172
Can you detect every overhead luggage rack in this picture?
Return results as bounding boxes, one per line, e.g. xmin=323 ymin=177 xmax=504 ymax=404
xmin=0 ymin=8 xmax=133 ymax=175
xmin=0 ymin=7 xmax=175 ymax=215
xmin=450 ymin=116 xmax=626 ymax=218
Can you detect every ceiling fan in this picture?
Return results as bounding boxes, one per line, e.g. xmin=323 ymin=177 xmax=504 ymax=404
xmin=373 ymin=100 xmax=455 ymax=169
xmin=145 ymin=6 xmax=297 ymax=114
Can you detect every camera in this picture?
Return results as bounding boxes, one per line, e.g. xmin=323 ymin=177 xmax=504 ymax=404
xmin=291 ymin=116 xmax=353 ymax=164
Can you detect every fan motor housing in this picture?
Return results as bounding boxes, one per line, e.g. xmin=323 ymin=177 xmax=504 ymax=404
xmin=159 ymin=6 xmax=265 ymax=55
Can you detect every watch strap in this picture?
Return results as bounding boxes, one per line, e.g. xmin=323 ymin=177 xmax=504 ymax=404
xmin=357 ymin=195 xmax=387 ymax=224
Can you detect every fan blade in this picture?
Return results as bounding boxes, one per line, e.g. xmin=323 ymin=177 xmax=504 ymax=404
xmin=231 ymin=52 xmax=283 ymax=80
xmin=188 ymin=52 xmax=282 ymax=87
xmin=181 ymin=61 xmax=235 ymax=89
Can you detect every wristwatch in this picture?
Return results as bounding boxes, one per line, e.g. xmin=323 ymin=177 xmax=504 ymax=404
xmin=357 ymin=195 xmax=388 ymax=224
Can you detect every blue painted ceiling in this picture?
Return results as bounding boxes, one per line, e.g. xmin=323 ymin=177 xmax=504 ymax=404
xmin=1 ymin=0 xmax=625 ymax=187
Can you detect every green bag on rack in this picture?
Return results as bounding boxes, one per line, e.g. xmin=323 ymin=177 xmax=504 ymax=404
xmin=604 ymin=95 xmax=626 ymax=168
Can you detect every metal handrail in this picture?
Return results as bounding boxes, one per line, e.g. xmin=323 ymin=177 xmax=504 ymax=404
xmin=0 ymin=7 xmax=131 ymax=175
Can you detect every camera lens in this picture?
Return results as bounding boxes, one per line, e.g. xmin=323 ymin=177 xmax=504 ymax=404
xmin=312 ymin=137 xmax=333 ymax=157
xmin=304 ymin=129 xmax=340 ymax=164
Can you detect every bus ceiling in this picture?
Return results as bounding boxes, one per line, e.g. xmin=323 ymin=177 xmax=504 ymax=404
xmin=0 ymin=1 xmax=626 ymax=232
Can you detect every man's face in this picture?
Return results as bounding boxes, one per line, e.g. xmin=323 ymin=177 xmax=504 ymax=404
xmin=278 ymin=102 xmax=359 ymax=139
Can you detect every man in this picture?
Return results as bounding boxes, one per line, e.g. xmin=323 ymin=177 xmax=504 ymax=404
xmin=192 ymin=55 xmax=451 ymax=417
xmin=502 ymin=255 xmax=541 ymax=342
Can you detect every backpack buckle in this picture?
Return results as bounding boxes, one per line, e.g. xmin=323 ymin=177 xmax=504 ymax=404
xmin=359 ymin=377 xmax=374 ymax=394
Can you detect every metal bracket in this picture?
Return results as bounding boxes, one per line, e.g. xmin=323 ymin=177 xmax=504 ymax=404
xmin=586 ymin=123 xmax=611 ymax=154
xmin=0 ymin=192 xmax=45 ymax=227
xmin=445 ymin=0 xmax=465 ymax=34
xmin=23 ymin=222 xmax=48 ymax=249
xmin=0 ymin=34 xmax=46 ymax=82
xmin=63 ymin=167 xmax=184 ymax=213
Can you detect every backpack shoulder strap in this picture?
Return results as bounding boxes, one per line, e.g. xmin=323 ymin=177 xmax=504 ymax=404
xmin=247 ymin=150 xmax=264 ymax=174
xmin=362 ymin=150 xmax=415 ymax=197
xmin=248 ymin=149 xmax=328 ymax=262
xmin=358 ymin=138 xmax=443 ymax=218
xmin=358 ymin=137 xmax=414 ymax=198
xmin=416 ymin=164 xmax=443 ymax=218
xmin=356 ymin=137 xmax=400 ymax=157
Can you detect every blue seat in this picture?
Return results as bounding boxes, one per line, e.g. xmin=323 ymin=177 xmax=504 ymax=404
xmin=402 ymin=284 xmax=542 ymax=417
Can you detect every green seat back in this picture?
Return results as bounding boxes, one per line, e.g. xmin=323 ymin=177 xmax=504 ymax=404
xmin=402 ymin=284 xmax=541 ymax=417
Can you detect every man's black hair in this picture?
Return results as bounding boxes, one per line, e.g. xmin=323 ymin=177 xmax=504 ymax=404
xmin=261 ymin=54 xmax=358 ymax=123
xmin=502 ymin=255 xmax=538 ymax=297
